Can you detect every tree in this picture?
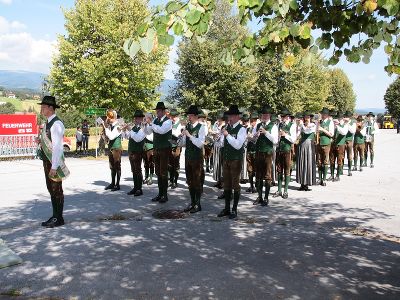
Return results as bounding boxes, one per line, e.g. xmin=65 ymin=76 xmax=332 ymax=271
xmin=384 ymin=77 xmax=400 ymax=118
xmin=125 ymin=0 xmax=400 ymax=75
xmin=0 ymin=102 xmax=16 ymax=114
xmin=326 ymin=68 xmax=356 ymax=112
xmin=170 ymin=0 xmax=257 ymax=112
xmin=50 ymin=0 xmax=168 ymax=117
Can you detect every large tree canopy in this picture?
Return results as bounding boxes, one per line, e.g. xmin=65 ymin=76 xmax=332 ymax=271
xmin=50 ymin=0 xmax=168 ymax=117
xmin=124 ymin=0 xmax=400 ymax=75
xmin=326 ymin=68 xmax=356 ymax=112
xmin=384 ymin=76 xmax=400 ymax=117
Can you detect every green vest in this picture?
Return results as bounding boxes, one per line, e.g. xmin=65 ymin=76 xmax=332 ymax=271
xmin=366 ymin=121 xmax=376 ymax=136
xmin=46 ymin=116 xmax=61 ymax=142
xmin=319 ymin=119 xmax=332 ymax=146
xmin=354 ymin=130 xmax=365 ymax=145
xmin=255 ymin=121 xmax=274 ymax=154
xmin=334 ymin=124 xmax=346 ymax=146
xmin=247 ymin=126 xmax=256 ymax=153
xmin=300 ymin=131 xmax=315 ymax=143
xmin=185 ymin=123 xmax=203 ymax=160
xmin=153 ymin=116 xmax=172 ymax=149
xmin=143 ymin=137 xmax=153 ymax=151
xmin=128 ymin=126 xmax=144 ymax=153
xmin=278 ymin=122 xmax=294 ymax=153
xmin=223 ymin=123 xmax=244 ymax=161
xmin=108 ymin=124 xmax=122 ymax=150
xmin=346 ymin=119 xmax=355 ymax=142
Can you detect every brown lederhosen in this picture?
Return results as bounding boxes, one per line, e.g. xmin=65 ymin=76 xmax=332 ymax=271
xmin=108 ymin=149 xmax=122 ymax=171
xmin=276 ymin=151 xmax=292 ymax=176
xmin=143 ymin=149 xmax=154 ymax=174
xmin=365 ymin=141 xmax=374 ymax=155
xmin=246 ymin=151 xmax=256 ymax=177
xmin=43 ymin=158 xmax=64 ymax=215
xmin=317 ymin=144 xmax=331 ymax=167
xmin=186 ymin=158 xmax=203 ymax=190
xmin=169 ymin=146 xmax=182 ymax=173
xmin=154 ymin=148 xmax=170 ymax=177
xmin=128 ymin=152 xmax=143 ymax=174
xmin=345 ymin=140 xmax=353 ymax=161
xmin=223 ymin=160 xmax=242 ymax=191
xmin=255 ymin=152 xmax=273 ymax=183
xmin=330 ymin=144 xmax=345 ymax=167
xmin=353 ymin=143 xmax=365 ymax=164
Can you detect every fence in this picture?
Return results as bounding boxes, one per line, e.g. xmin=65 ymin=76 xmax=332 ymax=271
xmin=0 ymin=135 xmax=37 ymax=158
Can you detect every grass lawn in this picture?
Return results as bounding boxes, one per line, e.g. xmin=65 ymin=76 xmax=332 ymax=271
xmin=0 ymin=97 xmax=40 ymax=112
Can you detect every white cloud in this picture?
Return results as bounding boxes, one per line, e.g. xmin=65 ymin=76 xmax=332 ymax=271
xmin=0 ymin=0 xmax=13 ymax=5
xmin=0 ymin=16 xmax=56 ymax=74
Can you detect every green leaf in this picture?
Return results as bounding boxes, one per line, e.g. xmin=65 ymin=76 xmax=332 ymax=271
xmin=137 ymin=23 xmax=148 ymax=37
xmin=382 ymin=0 xmax=400 ymax=15
xmin=197 ymin=21 xmax=209 ymax=35
xmin=328 ymin=56 xmax=339 ymax=65
xmin=289 ymin=0 xmax=299 ymax=10
xmin=234 ymin=48 xmax=246 ymax=60
xmin=300 ymin=25 xmax=311 ymax=40
xmin=362 ymin=56 xmax=371 ymax=64
xmin=290 ymin=24 xmax=300 ymax=37
xmin=279 ymin=27 xmax=290 ymax=39
xmin=198 ymin=0 xmax=212 ymax=6
xmin=155 ymin=23 xmax=167 ymax=35
xmin=244 ymin=36 xmax=256 ymax=48
xmin=158 ymin=34 xmax=175 ymax=46
xmin=173 ymin=22 xmax=184 ymax=35
xmin=166 ymin=1 xmax=181 ymax=14
xmin=259 ymin=36 xmax=269 ymax=46
xmin=129 ymin=41 xmax=141 ymax=58
xmin=186 ymin=9 xmax=202 ymax=25
xmin=384 ymin=44 xmax=393 ymax=54
xmin=140 ymin=29 xmax=156 ymax=55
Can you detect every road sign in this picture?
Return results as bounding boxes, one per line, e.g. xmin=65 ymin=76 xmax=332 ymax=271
xmin=85 ymin=108 xmax=107 ymax=116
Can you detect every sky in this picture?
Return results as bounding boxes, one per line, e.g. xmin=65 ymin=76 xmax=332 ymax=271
xmin=0 ymin=0 xmax=396 ymax=109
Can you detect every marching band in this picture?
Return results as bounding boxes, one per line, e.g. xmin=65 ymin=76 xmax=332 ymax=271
xmin=89 ymin=102 xmax=382 ymax=220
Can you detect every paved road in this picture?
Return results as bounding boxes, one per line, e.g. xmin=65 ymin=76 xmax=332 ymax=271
xmin=0 ymin=130 xmax=399 ymax=299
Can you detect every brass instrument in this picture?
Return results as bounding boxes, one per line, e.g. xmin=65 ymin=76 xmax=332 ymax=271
xmin=315 ymin=115 xmax=321 ymax=145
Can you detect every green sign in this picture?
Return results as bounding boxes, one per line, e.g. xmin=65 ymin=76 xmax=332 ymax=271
xmin=85 ymin=108 xmax=107 ymax=116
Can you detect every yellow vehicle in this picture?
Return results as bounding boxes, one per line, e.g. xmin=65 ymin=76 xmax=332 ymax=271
xmin=382 ymin=115 xmax=395 ymax=129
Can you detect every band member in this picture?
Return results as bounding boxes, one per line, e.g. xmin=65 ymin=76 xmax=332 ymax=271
xmin=344 ymin=111 xmax=356 ymax=176
xmin=327 ymin=111 xmax=337 ymax=181
xmin=274 ymin=108 xmax=297 ymax=199
xmin=126 ymin=110 xmax=146 ymax=196
xmin=330 ymin=112 xmax=348 ymax=182
xmin=245 ymin=112 xmax=258 ymax=193
xmin=181 ymin=105 xmax=206 ymax=213
xmin=198 ymin=109 xmax=208 ymax=192
xmin=353 ymin=115 xmax=366 ymax=172
xmin=169 ymin=108 xmax=184 ymax=189
xmin=240 ymin=112 xmax=250 ymax=184
xmin=212 ymin=111 xmax=226 ymax=190
xmin=82 ymin=119 xmax=90 ymax=154
xmin=103 ymin=109 xmax=122 ymax=191
xmin=144 ymin=102 xmax=172 ymax=203
xmin=296 ymin=111 xmax=316 ymax=191
xmin=217 ymin=105 xmax=247 ymax=219
xmin=143 ymin=130 xmax=155 ymax=185
xmin=203 ymin=113 xmax=214 ymax=174
xmin=316 ymin=107 xmax=334 ymax=186
xmin=364 ymin=112 xmax=379 ymax=168
xmin=253 ymin=105 xmax=278 ymax=206
xmin=37 ymin=96 xmax=69 ymax=228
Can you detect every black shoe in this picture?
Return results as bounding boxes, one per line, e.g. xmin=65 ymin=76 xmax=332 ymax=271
xmin=282 ymin=192 xmax=288 ymax=199
xmin=348 ymin=172 xmax=353 ymax=176
xmin=371 ymin=164 xmax=374 ymax=168
xmin=206 ymin=168 xmax=210 ymax=173
xmin=352 ymin=167 xmax=357 ymax=171
xmin=159 ymin=196 xmax=168 ymax=203
xmin=134 ymin=189 xmax=143 ymax=197
xmin=327 ymin=176 xmax=333 ymax=182
xmin=217 ymin=209 xmax=230 ymax=217
xmin=190 ymin=205 xmax=201 ymax=214
xmin=183 ymin=204 xmax=193 ymax=212
xmin=303 ymin=185 xmax=310 ymax=191
xmin=111 ymin=185 xmax=120 ymax=191
xmin=171 ymin=183 xmax=177 ymax=189
xmin=261 ymin=198 xmax=269 ymax=206
xmin=320 ymin=181 xmax=326 ymax=186
xmin=151 ymin=195 xmax=161 ymax=202
xmin=105 ymin=184 xmax=114 ymax=190
xmin=271 ymin=181 xmax=276 ymax=187
xmin=253 ymin=197 xmax=263 ymax=205
xmin=217 ymin=193 xmax=225 ymax=199
xmin=229 ymin=210 xmax=237 ymax=219
xmin=246 ymin=187 xmax=256 ymax=193
xmin=168 ymin=181 xmax=173 ymax=187
xmin=41 ymin=216 xmax=54 ymax=227
xmin=273 ymin=191 xmax=282 ymax=198
xmin=335 ymin=176 xmax=340 ymax=182
xmin=127 ymin=188 xmax=136 ymax=195
xmin=359 ymin=168 xmax=363 ymax=172
xmin=147 ymin=177 xmax=153 ymax=185
xmin=45 ymin=217 xmax=64 ymax=228
xmin=298 ymin=185 xmax=305 ymax=191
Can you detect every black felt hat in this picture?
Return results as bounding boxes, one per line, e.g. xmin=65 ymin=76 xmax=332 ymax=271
xmin=320 ymin=107 xmax=330 ymax=115
xmin=154 ymin=102 xmax=167 ymax=110
xmin=260 ymin=104 xmax=273 ymax=114
xmin=133 ymin=110 xmax=145 ymax=117
xmin=226 ymin=104 xmax=241 ymax=115
xmin=185 ymin=105 xmax=200 ymax=115
xmin=37 ymin=95 xmax=60 ymax=109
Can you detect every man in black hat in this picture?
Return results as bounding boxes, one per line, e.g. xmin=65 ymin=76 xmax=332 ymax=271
xmin=274 ymin=108 xmax=297 ymax=199
xmin=353 ymin=115 xmax=367 ymax=171
xmin=37 ymin=96 xmax=66 ymax=228
xmin=168 ymin=108 xmax=184 ymax=189
xmin=364 ymin=111 xmax=379 ymax=168
xmin=144 ymin=102 xmax=172 ymax=203
xmin=252 ymin=105 xmax=278 ymax=205
xmin=330 ymin=112 xmax=348 ymax=182
xmin=245 ymin=112 xmax=259 ymax=193
xmin=344 ymin=111 xmax=356 ymax=176
xmin=125 ymin=110 xmax=146 ymax=196
xmin=217 ymin=105 xmax=247 ymax=219
xmin=316 ymin=107 xmax=334 ymax=186
xmin=181 ymin=105 xmax=206 ymax=213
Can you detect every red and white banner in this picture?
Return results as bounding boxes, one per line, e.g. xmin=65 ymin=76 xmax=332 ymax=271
xmin=0 ymin=114 xmax=38 ymax=135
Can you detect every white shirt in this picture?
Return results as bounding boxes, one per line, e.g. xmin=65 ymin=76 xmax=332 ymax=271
xmin=336 ymin=121 xmax=349 ymax=136
xmin=75 ymin=130 xmax=83 ymax=142
xmin=321 ymin=118 xmax=335 ymax=137
xmin=301 ymin=122 xmax=316 ymax=134
xmin=226 ymin=121 xmax=247 ymax=150
xmin=182 ymin=121 xmax=206 ymax=149
xmin=144 ymin=115 xmax=172 ymax=135
xmin=105 ymin=121 xmax=121 ymax=140
xmin=348 ymin=120 xmax=356 ymax=134
xmin=48 ymin=114 xmax=65 ymax=170
xmin=130 ymin=125 xmax=146 ymax=143
xmin=282 ymin=120 xmax=297 ymax=144
xmin=252 ymin=119 xmax=279 ymax=145
xmin=171 ymin=118 xmax=184 ymax=138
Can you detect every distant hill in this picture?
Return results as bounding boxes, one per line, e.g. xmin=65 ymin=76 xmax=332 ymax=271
xmin=356 ymin=108 xmax=387 ymax=115
xmin=0 ymin=70 xmax=45 ymax=91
